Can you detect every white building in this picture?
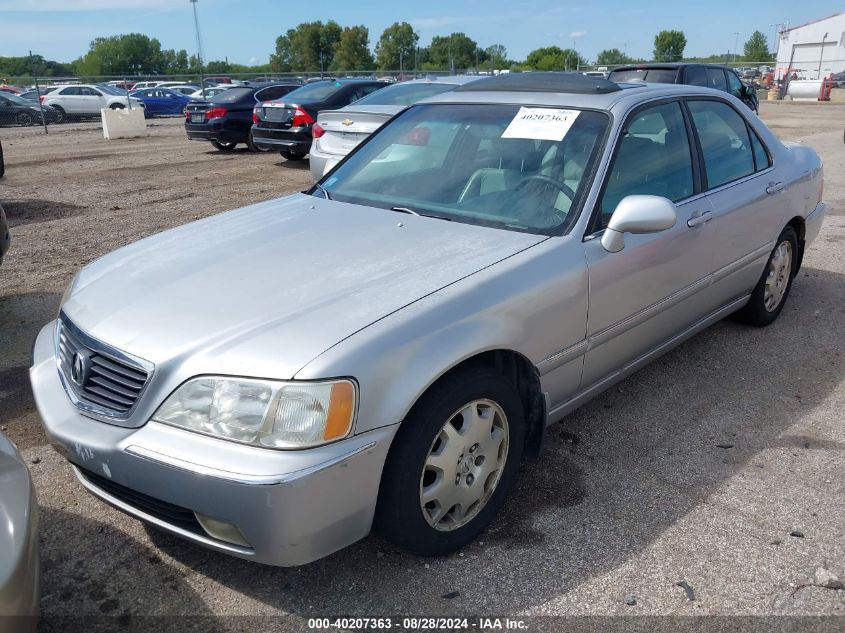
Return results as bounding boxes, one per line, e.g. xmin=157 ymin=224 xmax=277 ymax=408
xmin=775 ymin=11 xmax=845 ymax=80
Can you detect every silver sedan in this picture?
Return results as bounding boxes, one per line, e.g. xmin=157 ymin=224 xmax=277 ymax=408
xmin=0 ymin=432 xmax=39 ymax=624
xmin=31 ymin=74 xmax=825 ymax=566
xmin=308 ymin=75 xmax=481 ymax=180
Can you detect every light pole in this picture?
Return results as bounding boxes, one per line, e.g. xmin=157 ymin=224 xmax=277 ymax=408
xmin=189 ymin=0 xmax=205 ymax=96
xmin=733 ymin=32 xmax=741 ymax=64
xmin=817 ymin=32 xmax=828 ymax=80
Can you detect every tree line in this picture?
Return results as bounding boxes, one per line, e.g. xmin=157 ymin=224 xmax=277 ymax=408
xmin=0 ymin=25 xmax=774 ymax=80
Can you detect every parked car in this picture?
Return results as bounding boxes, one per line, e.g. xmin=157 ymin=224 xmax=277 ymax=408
xmin=32 ymin=73 xmax=825 ymax=567
xmin=166 ymin=85 xmax=202 ymax=96
xmin=0 ymin=92 xmax=61 ymax=126
xmin=0 ymin=85 xmax=23 ymax=95
xmin=130 ymin=87 xmax=196 ymax=116
xmin=0 ymin=431 xmax=39 ymax=621
xmin=189 ymin=85 xmax=233 ymax=100
xmin=130 ymin=81 xmax=162 ymax=91
xmin=608 ymin=64 xmax=759 ymax=112
xmin=252 ymin=79 xmax=386 ymax=160
xmin=309 ymin=75 xmax=480 ymax=179
xmin=41 ymin=84 xmax=144 ymax=120
xmin=185 ymin=84 xmax=301 ymax=151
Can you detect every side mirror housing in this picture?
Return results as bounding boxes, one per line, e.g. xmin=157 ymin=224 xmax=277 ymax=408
xmin=601 ymin=195 xmax=677 ymax=253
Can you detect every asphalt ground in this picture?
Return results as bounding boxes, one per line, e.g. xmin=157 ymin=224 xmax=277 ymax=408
xmin=0 ymin=103 xmax=842 ymax=633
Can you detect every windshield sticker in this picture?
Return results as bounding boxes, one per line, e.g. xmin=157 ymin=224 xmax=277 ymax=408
xmin=501 ymin=107 xmax=581 ymax=141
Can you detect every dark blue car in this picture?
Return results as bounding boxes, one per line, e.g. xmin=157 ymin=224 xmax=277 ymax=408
xmin=130 ymin=87 xmax=195 ymax=116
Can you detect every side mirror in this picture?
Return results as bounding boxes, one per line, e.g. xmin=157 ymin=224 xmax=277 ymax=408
xmin=601 ymin=195 xmax=677 ymax=253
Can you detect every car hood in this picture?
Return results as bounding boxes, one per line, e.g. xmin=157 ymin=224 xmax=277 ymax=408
xmin=63 ymin=194 xmax=545 ymax=380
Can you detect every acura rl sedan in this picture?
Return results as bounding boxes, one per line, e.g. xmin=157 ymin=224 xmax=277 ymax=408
xmin=31 ymin=73 xmax=825 ymax=566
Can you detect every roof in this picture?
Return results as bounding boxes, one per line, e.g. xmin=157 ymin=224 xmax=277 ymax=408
xmin=454 ymin=72 xmax=621 ymax=95
xmin=405 ymin=75 xmax=481 ymax=85
xmin=609 ymin=63 xmax=732 ymax=71
xmin=784 ymin=11 xmax=845 ymax=32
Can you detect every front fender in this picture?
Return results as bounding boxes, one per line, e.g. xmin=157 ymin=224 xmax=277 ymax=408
xmin=294 ymin=237 xmax=589 ymax=435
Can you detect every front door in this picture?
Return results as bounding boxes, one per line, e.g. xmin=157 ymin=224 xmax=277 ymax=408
xmin=581 ymin=99 xmax=716 ymax=389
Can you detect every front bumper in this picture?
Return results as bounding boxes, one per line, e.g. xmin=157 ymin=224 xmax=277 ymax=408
xmin=805 ymin=201 xmax=825 ymax=247
xmin=30 ymin=321 xmax=397 ymax=567
xmin=252 ymin=125 xmax=311 ymax=154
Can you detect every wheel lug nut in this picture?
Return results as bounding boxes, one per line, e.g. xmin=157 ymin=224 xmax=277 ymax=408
xmin=455 ymin=475 xmax=461 ymax=485
xmin=469 ymin=444 xmax=478 ymax=453
xmin=466 ymin=474 xmax=474 ymax=485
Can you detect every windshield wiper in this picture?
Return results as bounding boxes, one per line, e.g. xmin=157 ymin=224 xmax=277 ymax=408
xmin=311 ymin=183 xmax=332 ymax=200
xmin=390 ymin=206 xmax=452 ymax=222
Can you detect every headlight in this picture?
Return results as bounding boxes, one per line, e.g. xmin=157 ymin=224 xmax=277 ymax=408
xmin=152 ymin=376 xmax=357 ymax=449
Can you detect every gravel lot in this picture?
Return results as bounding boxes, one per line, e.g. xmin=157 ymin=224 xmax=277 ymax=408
xmin=0 ymin=105 xmax=843 ymax=632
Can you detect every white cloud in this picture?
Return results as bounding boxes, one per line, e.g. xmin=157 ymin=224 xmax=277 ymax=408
xmin=570 ymin=31 xmax=587 ymax=39
xmin=410 ymin=15 xmax=511 ymax=30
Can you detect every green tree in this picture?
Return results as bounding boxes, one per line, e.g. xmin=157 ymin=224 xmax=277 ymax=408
xmin=743 ymin=30 xmax=772 ymax=62
xmin=653 ymin=30 xmax=687 ymax=62
xmin=76 ymin=33 xmax=171 ymax=75
xmin=375 ymin=22 xmax=418 ymax=70
xmin=525 ymin=46 xmax=586 ymax=71
xmin=331 ymin=26 xmax=374 ymax=71
xmin=596 ymin=48 xmax=632 ymax=66
xmin=428 ymin=33 xmax=479 ymax=70
xmin=485 ymin=44 xmax=508 ymax=69
xmin=270 ymin=21 xmax=342 ymax=72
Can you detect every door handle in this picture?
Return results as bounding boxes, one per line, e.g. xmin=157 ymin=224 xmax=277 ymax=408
xmin=766 ymin=181 xmax=784 ymax=194
xmin=687 ymin=211 xmax=712 ymax=228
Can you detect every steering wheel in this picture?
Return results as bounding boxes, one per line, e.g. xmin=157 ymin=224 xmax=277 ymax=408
xmin=515 ymin=175 xmax=576 ymax=201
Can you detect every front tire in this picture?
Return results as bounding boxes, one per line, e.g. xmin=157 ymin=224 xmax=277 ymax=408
xmin=376 ymin=365 xmax=525 ymax=556
xmin=734 ymin=226 xmax=798 ymax=326
xmin=51 ymin=106 xmax=65 ymax=123
xmin=279 ymin=149 xmax=306 ymax=161
xmin=17 ymin=112 xmax=34 ymax=126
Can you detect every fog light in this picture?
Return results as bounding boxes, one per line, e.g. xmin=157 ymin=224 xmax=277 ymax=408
xmin=195 ymin=512 xmax=251 ymax=548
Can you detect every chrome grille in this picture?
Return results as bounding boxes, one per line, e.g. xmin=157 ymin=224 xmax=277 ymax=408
xmin=57 ymin=315 xmax=152 ymax=419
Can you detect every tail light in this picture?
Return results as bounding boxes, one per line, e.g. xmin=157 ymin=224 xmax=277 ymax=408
xmin=205 ymin=106 xmax=228 ymax=119
xmin=312 ymin=122 xmax=325 ymax=138
xmin=39 ymin=95 xmax=45 ymax=103
xmin=291 ymin=106 xmax=314 ymax=127
xmin=252 ymin=108 xmax=260 ymax=124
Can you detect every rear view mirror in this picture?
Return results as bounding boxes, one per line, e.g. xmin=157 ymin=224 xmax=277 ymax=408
xmin=399 ymin=127 xmax=430 ymax=146
xmin=601 ymin=195 xmax=677 ymax=253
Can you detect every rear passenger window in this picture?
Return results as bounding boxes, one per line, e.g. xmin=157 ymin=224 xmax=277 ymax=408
xmin=688 ymin=100 xmax=754 ymax=188
xmin=750 ymin=128 xmax=771 ymax=171
xmin=706 ymin=68 xmax=727 ymax=92
xmin=726 ymin=71 xmax=744 ymax=98
xmin=598 ymin=101 xmax=694 ymax=228
xmin=684 ymin=67 xmax=708 ymax=87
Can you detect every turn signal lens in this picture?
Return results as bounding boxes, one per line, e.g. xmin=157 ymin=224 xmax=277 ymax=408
xmin=312 ymin=122 xmax=325 ymax=138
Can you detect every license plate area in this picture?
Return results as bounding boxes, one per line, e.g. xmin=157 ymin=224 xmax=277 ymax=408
xmin=264 ymin=107 xmax=290 ymax=122
xmin=190 ymin=113 xmax=204 ymax=123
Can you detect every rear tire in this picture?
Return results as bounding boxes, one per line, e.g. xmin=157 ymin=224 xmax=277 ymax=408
xmin=375 ymin=365 xmax=525 ymax=556
xmin=247 ymin=129 xmax=270 ymax=152
xmin=211 ymin=140 xmax=238 ymax=151
xmin=110 ymin=103 xmax=125 ymax=110
xmin=734 ymin=226 xmax=798 ymax=327
xmin=279 ymin=149 xmax=306 ymax=161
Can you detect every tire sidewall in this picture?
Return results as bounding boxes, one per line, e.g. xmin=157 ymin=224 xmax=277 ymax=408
xmin=376 ymin=366 xmax=525 ymax=554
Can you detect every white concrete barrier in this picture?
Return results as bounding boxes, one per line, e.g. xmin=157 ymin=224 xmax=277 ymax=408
xmin=101 ymin=107 xmax=147 ymax=139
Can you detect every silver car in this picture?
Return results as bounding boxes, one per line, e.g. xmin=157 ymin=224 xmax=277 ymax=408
xmin=308 ymin=75 xmax=480 ymax=180
xmin=31 ymin=73 xmax=825 ymax=566
xmin=0 ymin=432 xmax=39 ymax=623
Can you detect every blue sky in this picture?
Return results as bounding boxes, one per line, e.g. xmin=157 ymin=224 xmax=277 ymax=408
xmin=0 ymin=0 xmax=838 ymax=64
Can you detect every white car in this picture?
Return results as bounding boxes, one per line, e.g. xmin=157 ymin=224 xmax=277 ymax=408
xmin=42 ymin=84 xmax=144 ymax=119
xmin=165 ymin=85 xmax=202 ymax=96
xmin=131 ymin=81 xmax=162 ymax=90
xmin=189 ymin=86 xmax=233 ymax=100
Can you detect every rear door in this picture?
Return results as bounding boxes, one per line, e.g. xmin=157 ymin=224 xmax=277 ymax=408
xmin=685 ymin=98 xmax=784 ymax=304
xmin=79 ymin=87 xmax=106 ymax=113
xmin=580 ymin=99 xmax=716 ymax=389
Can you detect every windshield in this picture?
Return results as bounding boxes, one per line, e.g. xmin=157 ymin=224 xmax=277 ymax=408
xmin=282 ymin=81 xmax=346 ymax=101
xmin=608 ymin=68 xmax=679 ymax=83
xmin=318 ymin=103 xmax=609 ymax=235
xmin=99 ymin=85 xmax=127 ymax=95
xmin=352 ymin=82 xmax=455 ymax=106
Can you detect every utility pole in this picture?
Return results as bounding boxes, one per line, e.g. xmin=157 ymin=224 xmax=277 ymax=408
xmin=818 ymin=32 xmax=828 ymax=80
xmin=190 ymin=0 xmax=205 ymax=96
xmin=733 ymin=32 xmax=741 ymax=64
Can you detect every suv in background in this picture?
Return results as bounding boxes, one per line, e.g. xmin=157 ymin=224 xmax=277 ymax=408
xmin=185 ymin=83 xmax=301 ymax=151
xmin=252 ymin=79 xmax=385 ymax=160
xmin=608 ymin=64 xmax=759 ymax=112
xmin=41 ymin=84 xmax=144 ymax=119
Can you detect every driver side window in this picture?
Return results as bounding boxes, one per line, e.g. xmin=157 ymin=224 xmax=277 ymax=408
xmin=597 ymin=101 xmax=694 ymax=229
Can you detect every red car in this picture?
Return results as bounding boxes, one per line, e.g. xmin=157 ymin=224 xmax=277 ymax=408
xmin=0 ymin=85 xmax=23 ymax=95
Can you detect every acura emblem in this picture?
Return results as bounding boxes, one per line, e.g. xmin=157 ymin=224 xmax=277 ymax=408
xmin=71 ymin=352 xmax=86 ymax=386
xmin=341 ymin=118 xmax=353 ymax=126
